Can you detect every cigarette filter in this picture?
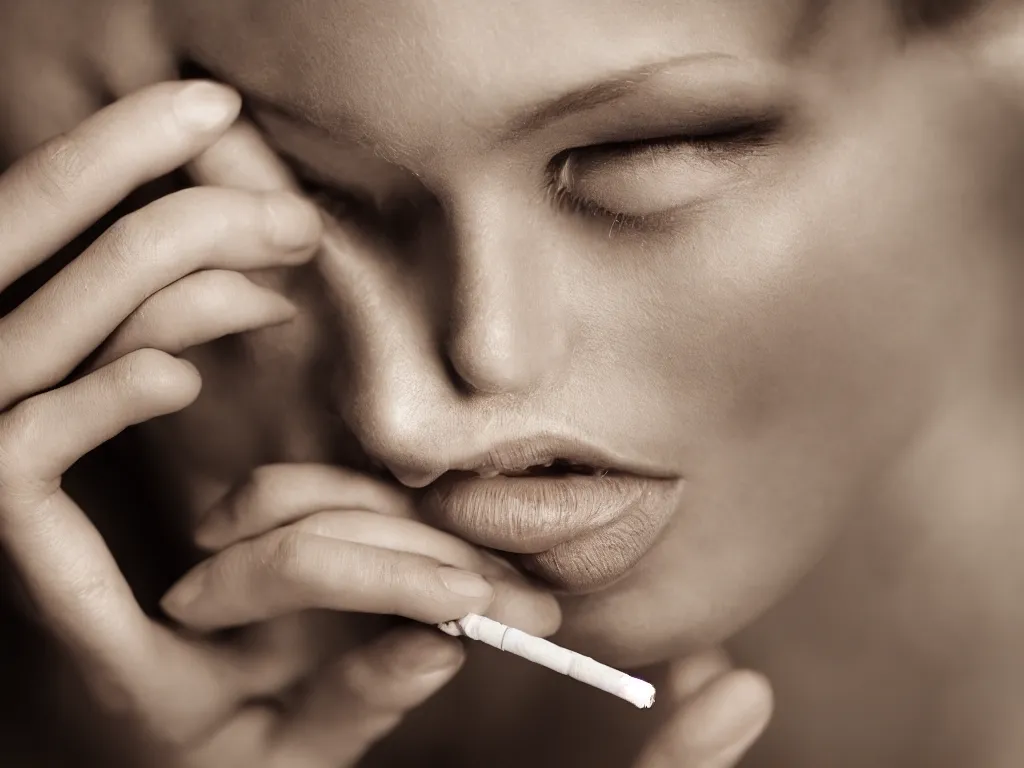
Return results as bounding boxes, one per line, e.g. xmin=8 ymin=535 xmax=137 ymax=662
xmin=438 ymin=613 xmax=656 ymax=709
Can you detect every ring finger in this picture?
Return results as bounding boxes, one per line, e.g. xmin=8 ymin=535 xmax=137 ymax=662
xmin=0 ymin=184 xmax=320 ymax=409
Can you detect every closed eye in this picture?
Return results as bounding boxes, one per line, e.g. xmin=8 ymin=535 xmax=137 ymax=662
xmin=545 ymin=118 xmax=782 ymax=229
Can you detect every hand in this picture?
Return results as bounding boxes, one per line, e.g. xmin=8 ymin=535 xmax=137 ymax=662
xmin=164 ymin=462 xmax=560 ymax=635
xmin=0 ymin=79 xmax=309 ymax=765
xmin=632 ymin=650 xmax=772 ymax=768
xmin=0 ymin=78 xmax=559 ymax=766
xmin=160 ymin=462 xmax=561 ymax=766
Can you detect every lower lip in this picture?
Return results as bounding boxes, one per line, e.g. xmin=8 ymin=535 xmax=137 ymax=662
xmin=419 ymin=473 xmax=683 ymax=594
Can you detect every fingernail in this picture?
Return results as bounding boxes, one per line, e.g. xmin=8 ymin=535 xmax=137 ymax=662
xmin=437 ymin=566 xmax=493 ymax=600
xmin=173 ymin=81 xmax=241 ymax=132
xmin=263 ymin=192 xmax=323 ymax=250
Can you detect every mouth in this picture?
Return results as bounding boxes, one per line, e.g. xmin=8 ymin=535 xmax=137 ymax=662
xmin=416 ymin=443 xmax=684 ymax=594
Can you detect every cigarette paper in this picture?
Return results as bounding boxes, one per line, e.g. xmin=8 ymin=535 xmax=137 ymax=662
xmin=438 ymin=613 xmax=656 ymax=709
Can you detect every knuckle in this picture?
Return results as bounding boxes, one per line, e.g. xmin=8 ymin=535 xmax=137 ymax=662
xmin=27 ymin=134 xmax=90 ymax=204
xmin=0 ymin=401 xmax=45 ymax=489
xmin=238 ymin=464 xmax=290 ymax=518
xmin=246 ymin=463 xmax=286 ymax=500
xmin=333 ymin=654 xmax=402 ymax=713
xmin=292 ymin=510 xmax=338 ymax=538
xmin=172 ymin=187 xmax=236 ymax=239
xmin=101 ymin=211 xmax=172 ymax=278
xmin=266 ymin=529 xmax=314 ymax=582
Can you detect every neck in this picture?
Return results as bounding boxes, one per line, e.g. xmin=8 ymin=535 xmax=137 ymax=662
xmin=731 ymin=382 xmax=1024 ymax=768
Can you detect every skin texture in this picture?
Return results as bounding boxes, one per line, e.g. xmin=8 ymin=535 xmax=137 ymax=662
xmin=0 ymin=1 xmax=1021 ymax=766
xmin=0 ymin=80 xmax=769 ymax=768
xmin=147 ymin=0 xmax=1022 ymax=664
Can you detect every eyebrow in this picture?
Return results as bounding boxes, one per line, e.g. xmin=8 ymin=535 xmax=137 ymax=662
xmin=502 ymin=52 xmax=737 ymax=137
xmin=239 ymin=51 xmax=738 ymax=145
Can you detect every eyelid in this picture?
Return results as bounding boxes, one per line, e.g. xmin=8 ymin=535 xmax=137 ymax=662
xmin=545 ymin=119 xmax=780 ymax=225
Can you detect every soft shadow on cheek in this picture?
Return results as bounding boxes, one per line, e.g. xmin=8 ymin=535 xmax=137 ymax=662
xmin=148 ymin=262 xmax=350 ymax=495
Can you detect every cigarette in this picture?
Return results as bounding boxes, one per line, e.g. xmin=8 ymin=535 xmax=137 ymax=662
xmin=437 ymin=613 xmax=656 ymax=709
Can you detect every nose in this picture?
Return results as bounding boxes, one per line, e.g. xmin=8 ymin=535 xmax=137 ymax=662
xmin=445 ymin=201 xmax=570 ymax=394
xmin=319 ymin=190 xmax=573 ymax=481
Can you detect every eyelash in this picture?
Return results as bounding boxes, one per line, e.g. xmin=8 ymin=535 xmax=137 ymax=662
xmin=287 ymin=122 xmax=777 ymax=234
xmin=544 ymin=123 xmax=777 ymax=231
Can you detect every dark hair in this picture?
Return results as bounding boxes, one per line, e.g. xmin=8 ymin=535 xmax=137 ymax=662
xmin=897 ymin=0 xmax=996 ymax=32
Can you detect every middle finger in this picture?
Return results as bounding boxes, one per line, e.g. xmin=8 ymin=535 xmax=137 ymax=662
xmin=0 ymin=185 xmax=320 ymax=408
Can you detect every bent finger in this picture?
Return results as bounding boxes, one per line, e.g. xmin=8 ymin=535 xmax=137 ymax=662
xmin=0 ymin=349 xmax=197 ymax=688
xmin=0 ymin=185 xmax=319 ymax=408
xmin=88 ymin=270 xmax=298 ymax=372
xmin=291 ymin=511 xmax=561 ymax=636
xmin=160 ymin=531 xmax=497 ymax=630
xmin=194 ymin=463 xmax=418 ymax=551
xmin=633 ymin=670 xmax=772 ymax=768
xmin=190 ymin=119 xmax=299 ymax=193
xmin=270 ymin=625 xmax=464 ymax=768
xmin=0 ymin=348 xmax=200 ymax=490
xmin=0 ymin=80 xmax=241 ymax=291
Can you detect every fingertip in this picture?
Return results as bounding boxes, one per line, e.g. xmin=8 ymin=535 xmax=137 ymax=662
xmin=487 ymin=581 xmax=562 ymax=638
xmin=113 ymin=348 xmax=203 ymax=414
xmin=171 ymin=80 xmax=242 ymax=135
xmin=664 ymin=647 xmax=734 ymax=702
xmin=701 ymin=670 xmax=774 ymax=754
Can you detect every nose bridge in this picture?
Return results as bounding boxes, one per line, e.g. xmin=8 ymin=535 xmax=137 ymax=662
xmin=317 ymin=220 xmax=456 ymax=465
xmin=445 ymin=195 xmax=571 ymax=394
xmin=317 ymin=187 xmax=573 ymax=473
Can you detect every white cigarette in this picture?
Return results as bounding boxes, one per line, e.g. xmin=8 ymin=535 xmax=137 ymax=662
xmin=437 ymin=613 xmax=656 ymax=709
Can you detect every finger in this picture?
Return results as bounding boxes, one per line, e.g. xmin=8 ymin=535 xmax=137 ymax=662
xmin=0 ymin=348 xmax=200 ymax=491
xmin=270 ymin=625 xmax=465 ymax=768
xmin=184 ymin=705 xmax=277 ymax=768
xmin=633 ymin=670 xmax=772 ymax=768
xmin=87 ymin=270 xmax=298 ymax=372
xmin=0 ymin=349 xmax=308 ymax=737
xmin=160 ymin=530 xmax=497 ymax=630
xmin=0 ymin=350 xmax=200 ymax=702
xmin=189 ymin=119 xmax=299 ymax=193
xmin=663 ymin=648 xmax=734 ymax=702
xmin=0 ymin=185 xmax=321 ymax=408
xmin=0 ymin=80 xmax=241 ymax=291
xmin=187 ymin=119 xmax=306 ymax=300
xmin=194 ymin=463 xmax=419 ymax=550
xmin=289 ymin=511 xmax=561 ymax=635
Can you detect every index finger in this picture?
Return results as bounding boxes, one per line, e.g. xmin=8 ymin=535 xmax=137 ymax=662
xmin=0 ymin=79 xmax=241 ymax=292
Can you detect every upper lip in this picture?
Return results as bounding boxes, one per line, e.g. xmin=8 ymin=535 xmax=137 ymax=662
xmin=383 ymin=433 xmax=673 ymax=488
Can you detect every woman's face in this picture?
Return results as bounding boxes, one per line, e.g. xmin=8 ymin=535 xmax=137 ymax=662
xmin=157 ymin=0 xmax=1023 ymax=666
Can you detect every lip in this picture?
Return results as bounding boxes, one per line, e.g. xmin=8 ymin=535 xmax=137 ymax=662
xmin=418 ymin=471 xmax=684 ymax=593
xmin=385 ymin=433 xmax=677 ymax=489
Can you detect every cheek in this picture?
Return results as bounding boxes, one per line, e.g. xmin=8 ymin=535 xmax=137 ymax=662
xmin=564 ymin=123 xmax=1000 ymax=660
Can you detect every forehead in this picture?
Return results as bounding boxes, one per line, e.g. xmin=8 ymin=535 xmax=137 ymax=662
xmin=175 ymin=0 xmax=837 ymax=153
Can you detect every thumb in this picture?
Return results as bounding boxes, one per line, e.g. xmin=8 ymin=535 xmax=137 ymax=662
xmin=633 ymin=651 xmax=773 ymax=768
